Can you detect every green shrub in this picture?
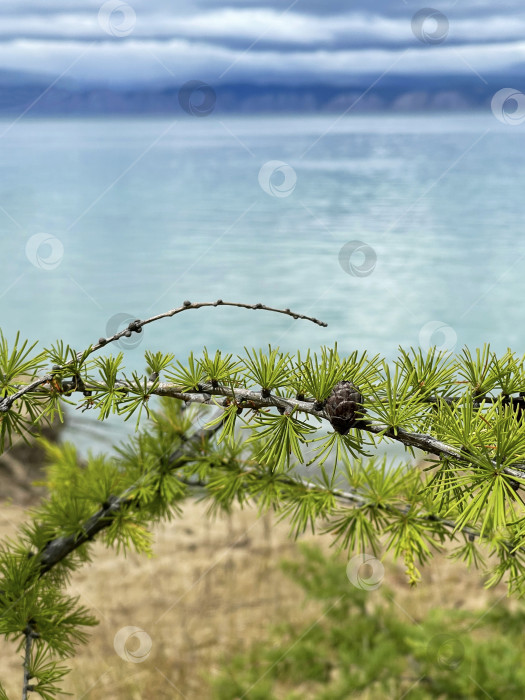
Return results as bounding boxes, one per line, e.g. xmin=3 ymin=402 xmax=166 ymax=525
xmin=210 ymin=543 xmax=525 ymax=699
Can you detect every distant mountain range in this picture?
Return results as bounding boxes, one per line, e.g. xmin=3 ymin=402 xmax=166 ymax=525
xmin=0 ymin=69 xmax=520 ymax=114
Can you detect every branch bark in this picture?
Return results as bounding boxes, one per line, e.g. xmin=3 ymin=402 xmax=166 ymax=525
xmin=34 ymin=423 xmax=486 ymax=581
xmin=21 ymin=622 xmax=37 ymax=700
xmin=0 ymin=300 xmax=326 ymax=413
xmin=134 ymin=381 xmax=525 ymax=482
xmin=3 ymin=298 xmax=523 ymax=483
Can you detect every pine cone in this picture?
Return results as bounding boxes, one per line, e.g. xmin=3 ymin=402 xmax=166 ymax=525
xmin=324 ymin=381 xmax=366 ymax=435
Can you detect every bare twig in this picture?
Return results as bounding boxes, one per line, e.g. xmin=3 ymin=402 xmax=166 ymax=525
xmin=0 ymin=300 xmax=326 ymax=413
xmin=3 ymin=297 xmax=523 ymax=484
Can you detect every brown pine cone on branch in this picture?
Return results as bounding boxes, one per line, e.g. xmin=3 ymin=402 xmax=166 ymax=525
xmin=324 ymin=380 xmax=366 ymax=435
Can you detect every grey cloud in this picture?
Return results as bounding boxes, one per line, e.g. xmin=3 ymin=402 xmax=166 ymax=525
xmin=1 ymin=9 xmax=525 ymax=49
xmin=1 ymin=0 xmax=525 ymax=87
xmin=0 ymin=37 xmax=521 ymax=86
xmin=3 ymin=0 xmax=525 ymax=18
xmin=197 ymin=0 xmax=525 ymax=17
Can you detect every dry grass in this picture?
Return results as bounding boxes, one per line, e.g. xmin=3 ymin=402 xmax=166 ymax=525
xmin=0 ymin=497 xmax=512 ymax=699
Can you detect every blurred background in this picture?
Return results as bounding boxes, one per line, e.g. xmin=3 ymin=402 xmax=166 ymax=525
xmin=2 ymin=3 xmax=525 ymax=698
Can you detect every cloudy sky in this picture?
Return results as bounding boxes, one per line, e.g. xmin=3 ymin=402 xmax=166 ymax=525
xmin=1 ymin=0 xmax=524 ymax=87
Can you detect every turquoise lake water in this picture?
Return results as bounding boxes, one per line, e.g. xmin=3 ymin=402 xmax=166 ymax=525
xmin=0 ymin=112 xmax=524 ymax=450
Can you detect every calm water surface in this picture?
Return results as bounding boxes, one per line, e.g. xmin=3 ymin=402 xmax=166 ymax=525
xmin=0 ymin=113 xmax=523 ymax=450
